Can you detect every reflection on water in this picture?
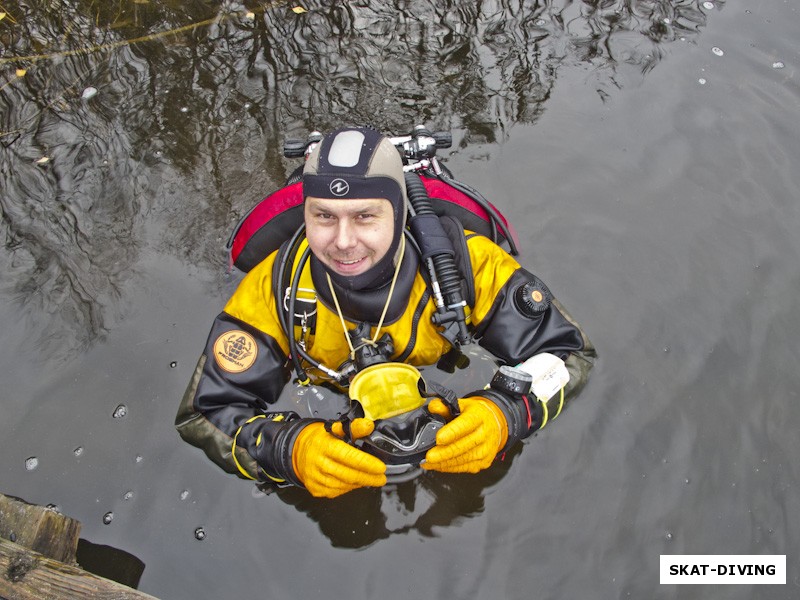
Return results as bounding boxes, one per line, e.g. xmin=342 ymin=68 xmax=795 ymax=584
xmin=1 ymin=0 xmax=719 ymax=363
xmin=272 ymin=446 xmax=520 ymax=549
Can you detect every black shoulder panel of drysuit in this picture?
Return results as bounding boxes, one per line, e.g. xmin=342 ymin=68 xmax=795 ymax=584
xmin=473 ymin=267 xmax=586 ymax=365
xmin=471 ymin=265 xmax=596 ymax=446
xmin=194 ymin=313 xmax=288 ymax=417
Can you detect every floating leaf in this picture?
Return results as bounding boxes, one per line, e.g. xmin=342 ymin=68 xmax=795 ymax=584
xmin=292 ymin=6 xmax=308 ymax=14
xmin=16 ymin=68 xmax=27 ymax=77
xmin=0 ymin=12 xmax=7 ymax=21
xmin=36 ymin=156 xmax=50 ymax=165
xmin=245 ymin=11 xmax=255 ymax=19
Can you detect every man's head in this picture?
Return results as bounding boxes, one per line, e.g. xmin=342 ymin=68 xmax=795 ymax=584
xmin=303 ymin=127 xmax=407 ymax=290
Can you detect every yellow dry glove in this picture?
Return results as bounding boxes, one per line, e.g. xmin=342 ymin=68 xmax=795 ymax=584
xmin=422 ymin=396 xmax=509 ymax=474
xmin=292 ymin=419 xmax=387 ymax=498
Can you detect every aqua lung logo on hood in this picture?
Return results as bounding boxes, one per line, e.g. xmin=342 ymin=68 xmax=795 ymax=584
xmin=329 ymin=178 xmax=349 ymax=197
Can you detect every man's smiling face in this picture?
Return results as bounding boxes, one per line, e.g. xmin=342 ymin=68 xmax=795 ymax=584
xmin=304 ymin=196 xmax=395 ymax=277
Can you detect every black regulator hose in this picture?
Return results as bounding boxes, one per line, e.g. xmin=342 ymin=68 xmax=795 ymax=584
xmin=279 ymin=229 xmax=343 ymax=384
xmin=276 ymin=224 xmax=307 ymax=340
xmin=404 ymin=172 xmax=471 ymax=346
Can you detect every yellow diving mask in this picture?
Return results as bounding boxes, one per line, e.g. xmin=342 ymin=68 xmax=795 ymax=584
xmin=348 ymin=362 xmax=426 ymax=420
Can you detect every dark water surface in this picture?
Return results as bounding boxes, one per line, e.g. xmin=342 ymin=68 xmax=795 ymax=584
xmin=2 ymin=1 xmax=799 ymax=598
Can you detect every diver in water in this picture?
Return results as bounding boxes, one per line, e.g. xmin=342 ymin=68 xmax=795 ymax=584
xmin=176 ymin=126 xmax=596 ymax=498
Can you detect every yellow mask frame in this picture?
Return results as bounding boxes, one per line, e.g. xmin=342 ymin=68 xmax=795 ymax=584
xmin=348 ymin=362 xmax=426 ymax=420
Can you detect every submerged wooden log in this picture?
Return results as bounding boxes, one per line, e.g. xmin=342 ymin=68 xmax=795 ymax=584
xmin=0 ymin=493 xmax=159 ymax=600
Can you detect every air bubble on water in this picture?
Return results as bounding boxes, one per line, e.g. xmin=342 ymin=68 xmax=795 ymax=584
xmin=772 ymin=61 xmax=785 ymax=69
xmin=535 ymin=18 xmax=546 ymax=26
xmin=25 ymin=457 xmax=39 ymax=471
xmin=123 ymin=490 xmax=134 ymax=501
xmin=702 ymin=1 xmax=714 ymax=8
xmin=135 ymin=455 xmax=143 ymax=463
xmin=685 ymin=478 xmax=691 ymax=484
xmin=180 ymin=106 xmax=189 ymax=113
xmin=663 ymin=347 xmax=670 ymax=353
xmin=712 ymin=47 xmax=724 ymax=57
xmin=194 ymin=527 xmax=206 ymax=540
xmin=46 ymin=504 xmax=61 ymax=514
xmin=170 ymin=361 xmax=178 ymax=368
xmin=180 ymin=489 xmax=190 ymax=501
xmin=103 ymin=512 xmax=114 ymax=525
xmin=698 ymin=78 xmax=707 ymax=85
xmin=155 ymin=150 xmax=162 ymax=157
xmin=81 ymin=86 xmax=98 ymax=100
xmin=663 ymin=18 xmax=670 ymax=24
xmin=112 ymin=404 xmax=128 ymax=418
xmin=244 ymin=102 xmax=251 ymax=109
xmin=665 ymin=532 xmax=673 ymax=540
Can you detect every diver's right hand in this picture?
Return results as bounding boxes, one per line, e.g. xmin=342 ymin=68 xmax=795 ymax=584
xmin=292 ymin=420 xmax=387 ymax=498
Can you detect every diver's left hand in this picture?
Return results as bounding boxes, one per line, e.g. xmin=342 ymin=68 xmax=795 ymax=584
xmin=422 ymin=396 xmax=509 ymax=473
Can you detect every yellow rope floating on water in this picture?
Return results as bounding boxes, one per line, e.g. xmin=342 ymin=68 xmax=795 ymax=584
xmin=0 ymin=0 xmax=292 ymax=66
xmin=0 ymin=1 xmax=299 ymax=138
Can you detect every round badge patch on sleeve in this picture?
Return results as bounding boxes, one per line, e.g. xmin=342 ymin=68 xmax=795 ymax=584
xmin=214 ymin=330 xmax=258 ymax=373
